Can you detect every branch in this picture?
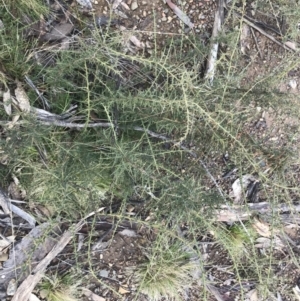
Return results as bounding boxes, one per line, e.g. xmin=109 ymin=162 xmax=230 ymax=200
xmin=11 ymin=207 xmax=105 ymax=301
xmin=205 ymin=0 xmax=224 ymax=84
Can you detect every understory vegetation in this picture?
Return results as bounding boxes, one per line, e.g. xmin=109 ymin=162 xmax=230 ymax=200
xmin=1 ymin=0 xmax=300 ymax=300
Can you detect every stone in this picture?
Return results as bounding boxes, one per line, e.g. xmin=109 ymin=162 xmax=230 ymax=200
xmin=131 ymin=0 xmax=138 ymax=10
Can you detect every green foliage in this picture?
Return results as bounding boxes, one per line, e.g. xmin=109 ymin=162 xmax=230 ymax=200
xmin=1 ymin=0 xmax=300 ymax=299
xmin=39 ymin=274 xmax=79 ymax=301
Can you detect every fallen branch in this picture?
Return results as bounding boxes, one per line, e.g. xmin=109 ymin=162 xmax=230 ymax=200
xmin=38 ymin=120 xmax=113 ymax=128
xmin=234 ymin=12 xmax=295 ymax=52
xmin=0 ymin=189 xmax=36 ymax=227
xmin=205 ymin=0 xmax=224 ymax=84
xmin=11 ymin=207 xmax=105 ymax=301
xmin=165 ymin=0 xmax=194 ymax=29
xmin=215 ymin=202 xmax=300 ymax=223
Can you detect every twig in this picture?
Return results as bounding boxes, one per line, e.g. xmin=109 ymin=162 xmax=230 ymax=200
xmin=38 ymin=120 xmax=113 ymax=128
xmin=215 ymin=202 xmax=300 ymax=223
xmin=234 ymin=12 xmax=295 ymax=52
xmin=25 ymin=76 xmax=50 ymax=110
xmin=250 ymin=27 xmax=263 ymax=60
xmin=165 ymin=0 xmax=194 ymax=29
xmin=11 ymin=207 xmax=105 ymax=301
xmin=205 ymin=0 xmax=224 ymax=84
xmin=0 ymin=189 xmax=36 ymax=227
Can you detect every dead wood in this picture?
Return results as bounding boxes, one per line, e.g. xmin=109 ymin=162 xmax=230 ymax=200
xmin=0 ymin=223 xmax=62 ymax=295
xmin=205 ymin=0 xmax=224 ymax=84
xmin=234 ymin=12 xmax=295 ymax=52
xmin=215 ymin=202 xmax=300 ymax=223
xmin=11 ymin=207 xmax=104 ymax=301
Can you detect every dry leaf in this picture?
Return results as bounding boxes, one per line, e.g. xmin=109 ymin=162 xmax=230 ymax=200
xmin=0 ymin=236 xmax=15 ymax=250
xmin=82 ymin=288 xmax=105 ymax=301
xmin=285 ymin=41 xmax=298 ymax=51
xmin=245 ymin=289 xmax=258 ymax=301
xmin=293 ymin=285 xmax=300 ymax=301
xmin=14 ymin=82 xmax=30 ymax=112
xmin=129 ymin=36 xmax=145 ymax=48
xmin=3 ymin=90 xmax=12 ymax=116
xmin=118 ymin=286 xmax=130 ymax=294
xmin=252 ymin=218 xmax=271 ymax=237
xmin=0 ymin=253 xmax=8 ymax=261
xmin=255 ymin=236 xmax=284 ymax=250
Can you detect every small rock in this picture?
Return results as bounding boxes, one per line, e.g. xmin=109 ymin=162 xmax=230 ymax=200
xmin=99 ymin=270 xmax=109 ymax=278
xmin=131 ymin=0 xmax=138 ymax=10
xmin=289 ymin=79 xmax=297 ymax=90
xmin=7 ymin=279 xmax=17 ymax=296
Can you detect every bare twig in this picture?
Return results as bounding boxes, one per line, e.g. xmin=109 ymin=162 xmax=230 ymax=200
xmin=0 ymin=189 xmax=36 ymax=227
xmin=25 ymin=76 xmax=50 ymax=110
xmin=234 ymin=12 xmax=295 ymax=52
xmin=215 ymin=202 xmax=300 ymax=223
xmin=250 ymin=27 xmax=263 ymax=60
xmin=11 ymin=207 xmax=105 ymax=301
xmin=205 ymin=0 xmax=224 ymax=84
xmin=38 ymin=120 xmax=113 ymax=128
xmin=165 ymin=0 xmax=194 ymax=29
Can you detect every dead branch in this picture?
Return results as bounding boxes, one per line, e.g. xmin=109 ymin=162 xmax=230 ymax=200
xmin=11 ymin=207 xmax=105 ymax=301
xmin=215 ymin=202 xmax=300 ymax=223
xmin=205 ymin=0 xmax=224 ymax=84
xmin=0 ymin=189 xmax=36 ymax=227
xmin=38 ymin=120 xmax=113 ymax=128
xmin=234 ymin=12 xmax=295 ymax=52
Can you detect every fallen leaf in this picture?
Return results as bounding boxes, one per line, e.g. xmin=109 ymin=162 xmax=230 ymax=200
xmin=0 ymin=252 xmax=8 ymax=261
xmin=255 ymin=236 xmax=284 ymax=250
xmin=118 ymin=286 xmax=130 ymax=294
xmin=293 ymin=285 xmax=300 ymax=301
xmin=14 ymin=82 xmax=30 ymax=112
xmin=82 ymin=288 xmax=105 ymax=301
xmin=285 ymin=41 xmax=297 ymax=51
xmin=3 ymin=90 xmax=12 ymax=116
xmin=0 ymin=236 xmax=15 ymax=250
xmin=252 ymin=218 xmax=271 ymax=237
xmin=129 ymin=36 xmax=145 ymax=48
xmin=245 ymin=289 xmax=258 ymax=301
